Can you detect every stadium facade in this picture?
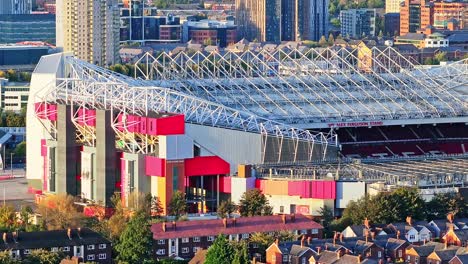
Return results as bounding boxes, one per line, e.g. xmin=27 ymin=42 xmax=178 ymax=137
xmin=26 ymin=46 xmax=468 ymax=215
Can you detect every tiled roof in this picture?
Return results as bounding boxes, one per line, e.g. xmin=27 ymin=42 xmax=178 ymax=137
xmin=412 ymin=242 xmax=445 ymax=257
xmin=151 ymin=214 xmax=322 ymax=240
xmin=0 ymin=228 xmax=109 ymax=251
xmin=289 ymin=244 xmax=313 ymax=257
xmin=452 ymin=254 xmax=468 ymax=264
xmin=318 ymin=250 xmax=340 ymax=264
xmin=432 ymin=247 xmax=465 ymax=262
xmin=334 ymin=254 xmax=361 ymax=264
xmin=386 ymin=238 xmax=408 ymax=251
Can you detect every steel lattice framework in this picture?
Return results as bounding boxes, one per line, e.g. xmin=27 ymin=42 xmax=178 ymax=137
xmin=135 ymin=46 xmax=468 ymax=125
xmin=34 ymin=55 xmax=336 ymax=156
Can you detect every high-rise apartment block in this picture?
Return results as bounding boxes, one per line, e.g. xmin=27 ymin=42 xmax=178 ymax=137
xmin=433 ymin=1 xmax=466 ymax=30
xmin=385 ymin=0 xmax=402 ymax=13
xmin=0 ymin=0 xmax=32 ymax=14
xmin=56 ymin=0 xmax=119 ymax=66
xmin=235 ymin=0 xmax=328 ymax=42
xmin=340 ymin=9 xmax=377 ymax=38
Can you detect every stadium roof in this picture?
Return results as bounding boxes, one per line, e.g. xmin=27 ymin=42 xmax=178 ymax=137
xmin=134 ymin=46 xmax=468 ymax=128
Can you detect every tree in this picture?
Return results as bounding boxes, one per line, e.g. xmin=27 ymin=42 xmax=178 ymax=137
xmin=238 ymin=189 xmax=273 ymax=217
xmin=107 ymin=193 xmax=129 ymax=241
xmin=23 ymin=249 xmax=64 ymax=264
xmin=318 ymin=205 xmax=334 ymax=238
xmin=115 ymin=211 xmax=153 ymax=263
xmin=6 ymin=69 xmax=17 ymax=82
xmin=14 ymin=141 xmax=26 ymax=157
xmin=318 ymin=35 xmax=328 ymax=47
xmin=426 ymin=192 xmax=468 ymax=220
xmin=205 ymin=235 xmax=236 ymax=264
xmin=231 ymin=240 xmax=249 ymax=264
xmin=37 ymin=194 xmax=84 ymax=230
xmin=434 ymin=52 xmax=447 ymax=63
xmin=0 ymin=251 xmax=20 ymax=264
xmin=217 ymin=199 xmax=237 ymax=218
xmin=151 ymin=196 xmax=164 ymax=218
xmin=0 ymin=205 xmax=17 ymax=231
xmin=168 ymin=191 xmax=186 ymax=220
xmin=328 ymin=33 xmax=335 ymax=46
xmin=331 ymin=18 xmax=341 ymax=28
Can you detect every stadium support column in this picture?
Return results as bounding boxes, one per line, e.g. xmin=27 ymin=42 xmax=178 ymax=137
xmin=96 ymin=110 xmax=116 ymax=207
xmin=56 ymin=104 xmax=78 ymax=195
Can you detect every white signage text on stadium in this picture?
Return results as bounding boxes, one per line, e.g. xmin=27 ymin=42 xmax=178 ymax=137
xmin=327 ymin=121 xmax=384 ymax=128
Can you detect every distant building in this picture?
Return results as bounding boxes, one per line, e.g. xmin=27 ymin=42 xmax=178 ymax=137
xmin=182 ymin=20 xmax=237 ymax=47
xmin=0 ymin=14 xmax=55 ymax=44
xmin=236 ymin=0 xmax=328 ymax=42
xmin=384 ymin=13 xmax=400 ymax=36
xmin=424 ymin=32 xmax=449 ymax=48
xmin=159 ymin=24 xmax=182 ymax=41
xmin=340 ymin=9 xmax=377 ymax=38
xmin=56 ymin=0 xmax=119 ymax=66
xmin=0 ymin=44 xmax=51 ymax=70
xmin=385 ymin=0 xmax=402 ymax=13
xmin=0 ymin=0 xmax=32 ymax=14
xmin=433 ymin=1 xmax=467 ymax=30
xmin=0 ymin=79 xmax=29 ymax=112
xmin=400 ymin=0 xmax=433 ymax=35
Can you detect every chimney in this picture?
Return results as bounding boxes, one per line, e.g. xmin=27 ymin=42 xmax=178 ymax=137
xmin=232 ymin=218 xmax=237 ymax=227
xmin=223 ymin=218 xmax=227 ymax=228
xmin=325 ymin=244 xmax=328 ymax=250
xmin=2 ymin=233 xmax=7 ymax=244
xmin=447 ymin=213 xmax=454 ymax=224
xmin=252 ymin=257 xmax=257 ymax=264
xmin=275 ymin=238 xmax=279 ymax=245
xmin=316 ymin=246 xmax=321 ymax=254
xmin=406 ymin=216 xmax=412 ymax=226
xmin=162 ymin=222 xmax=166 ymax=232
xmin=358 ymin=254 xmax=361 ymax=263
xmin=67 ymin=228 xmax=72 ymax=240
xmin=337 ymin=251 xmax=340 ymax=259
xmin=333 ymin=231 xmax=337 ymax=245
xmin=423 ymin=239 xmax=426 ymax=245
xmin=340 ymin=233 xmax=343 ymax=243
xmin=172 ymin=221 xmax=177 ymax=231
xmin=444 ymin=240 xmax=448 ymax=249
xmin=77 ymin=228 xmax=82 ymax=239
xmin=301 ymin=236 xmax=305 ymax=248
xmin=281 ymin=215 xmax=286 ymax=224
xmin=364 ymin=217 xmax=370 ymax=229
xmin=307 ymin=237 xmax=311 ymax=245
xmin=291 ymin=213 xmax=296 ymax=223
xmin=365 ymin=234 xmax=368 ymax=243
xmin=397 ymin=230 xmax=400 ymax=240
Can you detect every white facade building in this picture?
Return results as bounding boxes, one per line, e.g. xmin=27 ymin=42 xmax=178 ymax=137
xmin=340 ymin=9 xmax=377 ymax=38
xmin=0 ymin=79 xmax=29 ymax=112
xmin=424 ymin=32 xmax=449 ymax=48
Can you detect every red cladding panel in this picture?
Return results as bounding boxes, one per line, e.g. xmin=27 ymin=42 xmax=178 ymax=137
xmin=145 ymin=156 xmax=166 ymax=177
xmin=288 ymin=181 xmax=312 ymax=198
xmin=311 ymin=181 xmax=336 ymax=199
xmin=147 ymin=118 xmax=158 ymax=135
xmin=140 ymin=117 xmax=148 ymax=134
xmin=85 ymin=109 xmax=96 ymax=127
xmin=126 ymin=115 xmax=140 ymax=133
xmin=77 ymin=108 xmax=85 ymax=125
xmin=40 ymin=139 xmax=47 ymax=157
xmin=155 ymin=115 xmax=185 ymax=135
xmin=46 ymin=104 xmax=57 ymax=121
xmin=34 ymin=103 xmax=45 ymax=118
xmin=116 ymin=114 xmax=124 ymax=131
xmin=255 ymin=179 xmax=266 ymax=192
xmin=219 ymin=176 xmax=231 ymax=193
xmin=184 ymin=156 xmax=230 ymax=177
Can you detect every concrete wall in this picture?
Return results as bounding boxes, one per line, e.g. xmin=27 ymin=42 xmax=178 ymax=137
xmin=158 ymin=135 xmax=193 ymax=160
xmin=336 ymin=181 xmax=366 ymax=209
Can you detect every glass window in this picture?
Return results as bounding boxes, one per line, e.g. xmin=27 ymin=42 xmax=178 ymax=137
xmin=156 ymin=249 xmax=165 ymax=255
xmin=242 ymin=234 xmax=249 ymax=239
xmin=87 ymin=255 xmax=95 ymax=261
xmin=193 ymin=237 xmax=200 ymax=242
xmin=87 ymin=245 xmax=95 ymax=250
xmin=51 ymin=247 xmax=58 ymax=252
xmin=24 ymin=249 xmax=31 ymax=255
xmin=158 ymin=240 xmax=165 ymax=245
xmin=182 ymin=247 xmax=189 ymax=253
xmin=207 ymin=236 xmax=215 ymax=242
xmin=312 ymin=229 xmax=319 ymax=234
xmin=99 ymin=244 xmax=106 ymax=249
xmin=63 ymin=247 xmax=70 ymax=252
xmin=98 ymin=253 xmax=106 ymax=260
xmin=182 ymin=238 xmax=189 ymax=243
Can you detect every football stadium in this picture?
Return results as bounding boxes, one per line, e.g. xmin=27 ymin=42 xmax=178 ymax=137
xmin=26 ymin=45 xmax=468 ymax=215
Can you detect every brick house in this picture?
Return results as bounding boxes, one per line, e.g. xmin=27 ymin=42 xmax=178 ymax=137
xmin=427 ymin=247 xmax=466 ymax=264
xmin=406 ymin=242 xmax=446 ymax=264
xmin=0 ymin=228 xmax=112 ymax=263
xmin=385 ymin=238 xmax=410 ymax=262
xmin=151 ymin=214 xmax=323 ymax=260
xmin=442 ymin=227 xmax=468 ymax=246
xmin=352 ymin=240 xmax=385 ymax=260
xmin=266 ymin=241 xmax=317 ymax=264
xmin=449 ymin=254 xmax=468 ymax=264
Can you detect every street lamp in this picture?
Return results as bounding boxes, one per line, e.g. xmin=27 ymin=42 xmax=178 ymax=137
xmin=10 ymin=153 xmax=14 ymax=179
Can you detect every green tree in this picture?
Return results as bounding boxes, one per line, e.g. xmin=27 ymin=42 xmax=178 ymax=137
xmin=168 ymin=191 xmax=187 ymax=220
xmin=0 ymin=251 xmax=20 ymax=264
xmin=331 ymin=18 xmax=341 ymax=28
xmin=14 ymin=141 xmax=26 ymax=157
xmin=328 ymin=33 xmax=335 ymax=46
xmin=19 ymin=72 xmax=32 ymax=82
xmin=0 ymin=205 xmax=17 ymax=232
xmin=107 ymin=193 xmax=129 ymax=241
xmin=319 ymin=35 xmax=328 ymax=47
xmin=6 ymin=69 xmax=17 ymax=82
xmin=23 ymin=249 xmax=64 ymax=264
xmin=318 ymin=205 xmax=334 ymax=238
xmin=37 ymin=194 xmax=84 ymax=230
xmin=238 ymin=189 xmax=273 ymax=217
xmin=116 ymin=211 xmax=153 ymax=263
xmin=205 ymin=234 xmax=235 ymax=264
xmin=151 ymin=196 xmax=164 ymax=218
xmin=217 ymin=199 xmax=237 ymax=218
xmin=231 ymin=240 xmax=249 ymax=264
xmin=426 ymin=192 xmax=468 ymax=220
xmin=434 ymin=52 xmax=447 ymax=63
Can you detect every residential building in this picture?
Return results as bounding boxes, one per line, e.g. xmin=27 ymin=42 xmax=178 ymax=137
xmin=427 ymin=247 xmax=466 ymax=264
xmin=386 ymin=0 xmax=402 ymax=13
xmin=235 ymin=0 xmax=282 ymax=42
xmin=433 ymin=1 xmax=467 ymax=30
xmin=340 ymin=9 xmax=377 ymax=38
xmin=443 ymin=227 xmax=468 ymax=247
xmin=449 ymin=254 xmax=468 ymax=264
xmin=385 ymin=238 xmax=410 ymax=262
xmin=151 ymin=214 xmax=323 ymax=259
xmin=395 ymin=33 xmax=426 ymax=48
xmin=266 ymin=241 xmax=317 ymax=264
xmin=182 ymin=20 xmax=237 ymax=48
xmin=424 ymin=32 xmax=449 ymax=47
xmin=0 ymin=14 xmax=55 ymax=44
xmin=353 ymin=240 xmax=385 ymax=260
xmin=0 ymin=228 xmax=112 ymax=263
xmin=235 ymin=0 xmax=328 ymax=42
xmin=406 ymin=242 xmax=447 ymax=264
xmin=119 ymin=47 xmax=153 ymax=64
xmin=400 ymin=0 xmax=433 ymax=35
xmin=0 ymin=0 xmax=32 ymax=14
xmin=56 ymin=0 xmax=119 ymax=66
xmin=384 ymin=13 xmax=400 ymax=36
xmin=0 ymin=80 xmax=29 ymax=112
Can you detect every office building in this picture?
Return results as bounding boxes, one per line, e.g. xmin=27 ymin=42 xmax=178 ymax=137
xmin=236 ymin=0 xmax=328 ymax=42
xmin=56 ymin=0 xmax=119 ymax=66
xmin=0 ymin=44 xmax=51 ymax=69
xmin=0 ymin=14 xmax=55 ymax=44
xmin=0 ymin=79 xmax=29 ymax=112
xmin=433 ymin=1 xmax=466 ymax=30
xmin=182 ymin=20 xmax=237 ymax=47
xmin=0 ymin=0 xmax=32 ymax=14
xmin=340 ymin=9 xmax=377 ymax=38
xmin=386 ymin=0 xmax=402 ymax=13
xmin=400 ymin=0 xmax=433 ymax=35
xmin=384 ymin=13 xmax=401 ymax=36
